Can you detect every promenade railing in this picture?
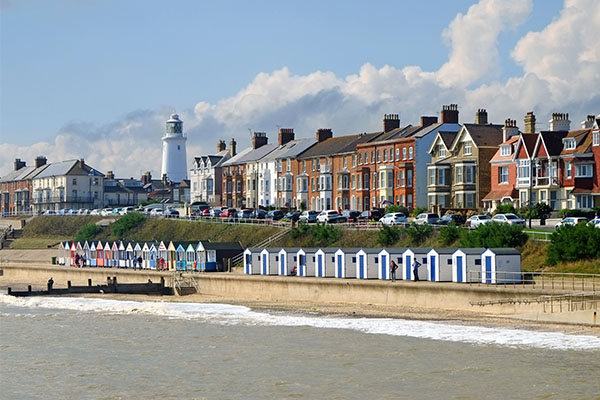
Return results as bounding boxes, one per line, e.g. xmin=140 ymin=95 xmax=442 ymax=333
xmin=467 ymin=270 xmax=600 ymax=292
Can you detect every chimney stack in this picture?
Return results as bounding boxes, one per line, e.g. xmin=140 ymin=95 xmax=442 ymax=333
xmin=524 ymin=112 xmax=536 ymax=134
xmin=217 ymin=140 xmax=226 ymax=152
xmin=502 ymin=119 xmax=519 ymax=142
xmin=252 ymin=132 xmax=268 ymax=149
xmin=475 ymin=108 xmax=488 ymax=125
xmin=383 ymin=114 xmax=400 ymax=132
xmin=441 ymin=104 xmax=459 ymax=124
xmin=229 ymin=138 xmax=237 ymax=157
xmin=13 ymin=158 xmax=26 ymax=171
xmin=162 ymin=173 xmax=168 ymax=185
xmin=141 ymin=171 xmax=152 ymax=185
xmin=549 ymin=112 xmax=570 ymax=132
xmin=106 ymin=171 xmax=115 ymax=180
xmin=79 ymin=158 xmax=85 ymax=169
xmin=316 ymin=128 xmax=333 ymax=143
xmin=421 ymin=116 xmax=438 ymax=127
xmin=34 ymin=156 xmax=47 ymax=169
xmin=581 ymin=115 xmax=595 ymax=129
xmin=278 ymin=128 xmax=295 ymax=145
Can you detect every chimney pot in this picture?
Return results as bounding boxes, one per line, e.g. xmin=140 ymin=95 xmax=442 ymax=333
xmin=475 ymin=108 xmax=488 ymax=125
xmin=34 ymin=156 xmax=47 ymax=169
xmin=524 ymin=112 xmax=536 ymax=134
xmin=383 ymin=113 xmax=400 ymax=132
xmin=229 ymin=138 xmax=237 ymax=157
xmin=252 ymin=132 xmax=268 ymax=149
xmin=316 ymin=128 xmax=333 ymax=142
xmin=13 ymin=158 xmax=26 ymax=171
xmin=441 ymin=104 xmax=459 ymax=124
xmin=278 ymin=128 xmax=295 ymax=145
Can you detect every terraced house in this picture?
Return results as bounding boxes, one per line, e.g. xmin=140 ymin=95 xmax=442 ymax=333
xmin=0 ymin=156 xmax=48 ymax=216
xmin=189 ymin=139 xmax=232 ymax=205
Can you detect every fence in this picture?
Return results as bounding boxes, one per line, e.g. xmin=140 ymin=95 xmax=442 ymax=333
xmin=468 ymin=270 xmax=600 ymax=292
xmin=470 ymin=292 xmax=600 ymax=313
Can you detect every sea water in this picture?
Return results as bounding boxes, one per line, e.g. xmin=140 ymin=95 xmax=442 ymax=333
xmin=1 ymin=294 xmax=599 ymax=399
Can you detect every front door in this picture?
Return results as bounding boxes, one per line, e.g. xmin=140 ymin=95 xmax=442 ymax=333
xmin=359 ymin=255 xmax=365 ymax=279
xmin=381 ymin=255 xmax=387 ymax=280
xmin=337 ymin=254 xmax=342 ymax=278
xmin=262 ymin=255 xmax=267 ymax=275
xmin=456 ymin=256 xmax=463 ymax=282
xmin=300 ymin=255 xmax=305 ymax=276
xmin=280 ymin=256 xmax=285 ymax=275
xmin=405 ymin=255 xmax=412 ymax=280
xmin=430 ymin=255 xmax=436 ymax=281
xmin=317 ymin=254 xmax=323 ymax=277
xmin=485 ymin=256 xmax=492 ymax=283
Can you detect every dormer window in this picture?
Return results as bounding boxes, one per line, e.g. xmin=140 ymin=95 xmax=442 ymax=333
xmin=500 ymin=145 xmax=511 ymax=156
xmin=437 ymin=145 xmax=446 ymax=157
xmin=464 ymin=141 xmax=472 ymax=155
xmin=564 ymin=138 xmax=576 ymax=150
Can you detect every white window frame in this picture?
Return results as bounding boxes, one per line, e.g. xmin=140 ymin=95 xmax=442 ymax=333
xmin=565 ymin=161 xmax=572 ymax=178
xmin=500 ymin=145 xmax=511 ymax=156
xmin=593 ymin=131 xmax=599 ymax=146
xmin=575 ymin=164 xmax=593 ymax=178
xmin=499 ymin=166 xmax=508 ymax=184
xmin=564 ymin=138 xmax=576 ymax=150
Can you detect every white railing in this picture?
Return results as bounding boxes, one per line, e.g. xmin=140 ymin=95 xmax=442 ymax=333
xmin=468 ymin=271 xmax=600 ymax=291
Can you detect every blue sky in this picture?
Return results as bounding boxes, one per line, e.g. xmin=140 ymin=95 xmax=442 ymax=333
xmin=1 ymin=0 xmax=598 ymax=178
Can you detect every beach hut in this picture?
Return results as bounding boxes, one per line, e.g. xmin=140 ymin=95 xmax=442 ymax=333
xmin=76 ymin=242 xmax=84 ymax=263
xmin=58 ymin=241 xmax=66 ymax=265
xmin=96 ymin=241 xmax=105 ymax=267
xmin=185 ymin=243 xmax=196 ymax=271
xmin=315 ymin=248 xmax=336 ymax=278
xmin=355 ymin=248 xmax=379 ymax=279
xmin=134 ymin=242 xmax=142 ymax=267
xmin=299 ymin=248 xmax=319 ymax=277
xmin=167 ymin=241 xmax=177 ymax=270
xmin=334 ymin=248 xmax=359 ymax=279
xmin=451 ymin=248 xmax=484 ymax=283
xmin=244 ymin=248 xmax=262 ymax=275
xmin=158 ymin=241 xmax=168 ymax=270
xmin=401 ymin=248 xmax=429 ymax=280
xmin=258 ymin=248 xmax=278 ymax=275
xmin=149 ymin=243 xmax=158 ymax=269
xmin=175 ymin=243 xmax=187 ymax=271
xmin=481 ymin=248 xmax=522 ymax=284
xmin=142 ymin=242 xmax=150 ymax=269
xmin=83 ymin=241 xmax=91 ymax=266
xmin=69 ymin=242 xmax=77 ymax=266
xmin=378 ymin=248 xmax=390 ymax=280
xmin=111 ymin=242 xmax=119 ymax=267
xmin=125 ymin=242 xmax=135 ymax=268
xmin=382 ymin=248 xmax=407 ymax=280
xmin=202 ymin=242 xmax=244 ymax=271
xmin=295 ymin=249 xmax=306 ymax=277
xmin=278 ymin=248 xmax=298 ymax=276
xmin=426 ymin=248 xmax=456 ymax=282
xmin=118 ymin=241 xmax=126 ymax=268
xmin=89 ymin=241 xmax=97 ymax=266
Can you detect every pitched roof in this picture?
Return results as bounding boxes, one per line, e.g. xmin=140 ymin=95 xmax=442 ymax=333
xmin=490 ymin=135 xmax=519 ymax=163
xmin=539 ymin=131 xmax=568 ymax=156
xmin=259 ymin=138 xmax=316 ymax=162
xmin=0 ymin=165 xmax=35 ymax=183
xmin=561 ymin=129 xmax=592 ymax=156
xmin=438 ymin=132 xmax=458 ymax=148
xmin=34 ymin=160 xmax=103 ymax=179
xmin=482 ymin=187 xmax=518 ymax=201
xmin=220 ymin=146 xmax=253 ymax=166
xmin=463 ymin=123 xmax=504 ymax=147
xmin=298 ymin=133 xmax=372 ymax=159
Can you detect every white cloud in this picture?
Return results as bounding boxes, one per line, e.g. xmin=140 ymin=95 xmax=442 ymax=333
xmin=2 ymin=0 xmax=599 ymax=179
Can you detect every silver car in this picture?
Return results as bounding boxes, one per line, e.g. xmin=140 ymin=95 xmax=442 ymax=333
xmin=414 ymin=213 xmax=440 ymax=225
xmin=492 ymin=213 xmax=526 ymax=226
xmin=466 ymin=215 xmax=492 ymax=228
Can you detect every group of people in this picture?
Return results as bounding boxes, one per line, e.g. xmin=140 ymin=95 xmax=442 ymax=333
xmin=74 ymin=253 xmax=86 ymax=268
xmin=389 ymin=260 xmax=421 ymax=282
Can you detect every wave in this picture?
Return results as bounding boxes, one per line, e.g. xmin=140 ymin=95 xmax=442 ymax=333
xmin=1 ymin=294 xmax=599 ymax=351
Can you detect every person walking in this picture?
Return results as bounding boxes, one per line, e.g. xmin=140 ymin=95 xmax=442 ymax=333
xmin=390 ymin=260 xmax=398 ymax=282
xmin=412 ymin=260 xmax=421 ymax=281
xmin=47 ymin=277 xmax=54 ymax=291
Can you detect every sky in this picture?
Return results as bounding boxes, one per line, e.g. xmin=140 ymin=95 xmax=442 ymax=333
xmin=1 ymin=0 xmax=599 ymax=179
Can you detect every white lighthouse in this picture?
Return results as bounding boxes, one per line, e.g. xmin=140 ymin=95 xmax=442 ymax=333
xmin=161 ymin=114 xmax=188 ymax=183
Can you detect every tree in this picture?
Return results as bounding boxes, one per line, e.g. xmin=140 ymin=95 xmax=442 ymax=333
xmin=547 ymin=224 xmax=600 ymax=265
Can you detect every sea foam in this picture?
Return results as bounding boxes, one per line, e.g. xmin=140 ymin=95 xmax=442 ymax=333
xmin=1 ymin=294 xmax=599 ymax=351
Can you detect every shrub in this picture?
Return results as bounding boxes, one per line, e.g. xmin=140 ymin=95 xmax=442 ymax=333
xmin=410 ymin=206 xmax=428 ymax=218
xmin=546 ymin=224 xmax=600 ymax=265
xmin=439 ymin=223 xmax=461 ymax=246
xmin=459 ymin=222 xmax=528 ymax=248
xmin=377 ymin=225 xmax=402 ymax=246
xmin=494 ymin=204 xmax=516 ymax=215
xmin=405 ymin=223 xmax=433 ymax=245
xmin=289 ymin=223 xmax=309 ymax=240
xmin=558 ymin=208 xmax=596 ymax=219
xmin=310 ymin=224 xmax=341 ymax=246
xmin=74 ymin=223 xmax=102 ymax=242
xmin=111 ymin=212 xmax=146 ymax=239
xmin=525 ymin=203 xmax=552 ymax=219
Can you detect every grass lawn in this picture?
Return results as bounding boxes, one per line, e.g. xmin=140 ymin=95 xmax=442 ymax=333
xmin=9 ymin=237 xmax=68 ymax=249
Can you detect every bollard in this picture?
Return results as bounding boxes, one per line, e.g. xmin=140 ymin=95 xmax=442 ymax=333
xmin=88 ymin=278 xmax=92 ymax=287
xmin=8 ymin=287 xmax=11 ymax=295
xmin=594 ymin=312 xmax=597 ymax=325
xmin=28 ymin=285 xmax=32 ymax=292
xmin=160 ymin=277 xmax=165 ymax=287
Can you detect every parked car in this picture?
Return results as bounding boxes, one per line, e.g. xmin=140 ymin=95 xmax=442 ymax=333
xmin=299 ymin=210 xmax=319 ymax=223
xmin=414 ymin=213 xmax=440 ymax=225
xmin=100 ymin=208 xmax=113 ymax=216
xmin=119 ymin=206 xmax=135 ymax=215
xmin=164 ymin=208 xmax=180 ymax=218
xmin=90 ymin=209 xmax=100 ymax=216
xmin=149 ymin=208 xmax=163 ymax=217
xmin=466 ymin=214 xmax=492 ymax=228
xmin=221 ymin=208 xmax=238 ymax=218
xmin=238 ymin=209 xmax=254 ymax=219
xmin=191 ymin=204 xmax=210 ymax=215
xmin=284 ymin=211 xmax=301 ymax=222
xmin=357 ymin=210 xmax=382 ymax=222
xmin=588 ymin=217 xmax=600 ymax=229
xmin=253 ymin=209 xmax=267 ymax=219
xmin=210 ymin=208 xmax=222 ymax=217
xmin=438 ymin=213 xmax=466 ymax=226
xmin=556 ymin=217 xmax=588 ymax=228
xmin=266 ymin=210 xmax=284 ymax=220
xmin=317 ymin=210 xmax=347 ymax=223
xmin=379 ymin=212 xmax=408 ymax=226
xmin=77 ymin=208 xmax=90 ymax=215
xmin=492 ymin=213 xmax=526 ymax=226
xmin=42 ymin=210 xmax=57 ymax=215
xmin=341 ymin=210 xmax=361 ymax=223
xmin=200 ymin=208 xmax=211 ymax=217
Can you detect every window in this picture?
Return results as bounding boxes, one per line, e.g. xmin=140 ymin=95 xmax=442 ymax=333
xmin=287 ymin=158 xmax=291 ymax=172
xmin=437 ymin=169 xmax=445 ymax=185
xmin=500 ymin=145 xmax=511 ymax=156
xmin=575 ymin=164 xmax=593 ymax=177
xmin=382 ymin=151 xmax=386 ymax=162
xmin=565 ymin=161 xmax=572 ymax=178
xmin=357 ymin=175 xmax=362 ymax=189
xmin=72 ymin=178 xmax=77 ymax=185
xmin=409 ymin=147 xmax=413 ymax=159
xmin=358 ymin=153 xmax=363 ymax=165
xmin=576 ymin=194 xmax=592 ymax=209
xmin=594 ymin=132 xmax=599 ymax=146
xmin=429 ymin=169 xmax=435 ymax=186
xmin=499 ymin=166 xmax=509 ymax=183
xmin=466 ymin=166 xmax=474 ymax=183
xmin=311 ymin=178 xmax=315 ymax=192
xmin=302 ymin=160 xmax=306 ymax=173
xmin=564 ymin=138 xmax=576 ymax=150
xmin=401 ymin=194 xmax=405 ymax=206
xmin=377 ymin=151 xmax=381 ymax=162
xmin=518 ymin=159 xmax=530 ymax=184
xmin=407 ymin=194 xmax=413 ymax=207
xmin=312 ymin=160 xmax=315 ymax=172
xmin=437 ymin=145 xmax=446 ymax=157
xmin=396 ymin=148 xmax=400 ymax=161
xmin=72 ymin=190 xmax=77 ymax=198
xmin=387 ymin=171 xmax=393 ymax=188
xmin=466 ymin=193 xmax=475 ymax=208
xmin=352 ymin=175 xmax=356 ymax=189
xmin=464 ymin=141 xmax=472 ymax=155
xmin=371 ymin=152 xmax=375 ymax=163
xmin=389 ymin=149 xmax=393 ymax=161
xmin=403 ymin=148 xmax=407 ymax=160
xmin=352 ymin=154 xmax=356 ymax=167
xmin=343 ymin=156 xmax=347 ymax=169
xmin=407 ymin=170 xmax=413 ymax=187
xmin=456 ymin=167 xmax=463 ymax=183
xmin=401 ymin=170 xmax=405 ymax=187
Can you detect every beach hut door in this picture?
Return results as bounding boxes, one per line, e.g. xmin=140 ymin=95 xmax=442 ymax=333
xmin=430 ymin=255 xmax=436 ymax=281
xmin=337 ymin=254 xmax=343 ymax=278
xmin=359 ymin=255 xmax=365 ymax=279
xmin=405 ymin=255 xmax=412 ymax=280
xmin=485 ymin=256 xmax=492 ymax=283
xmin=456 ymin=256 xmax=463 ymax=282
xmin=317 ymin=254 xmax=323 ymax=277
xmin=262 ymin=256 xmax=267 ymax=275
xmin=280 ymin=256 xmax=285 ymax=275
xmin=300 ymin=255 xmax=305 ymax=276
xmin=245 ymin=254 xmax=251 ymax=274
xmin=381 ymin=254 xmax=387 ymax=280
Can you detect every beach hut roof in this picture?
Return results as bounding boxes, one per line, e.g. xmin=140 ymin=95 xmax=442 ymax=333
xmin=70 ymin=242 xmax=77 ymax=250
xmin=118 ymin=241 xmax=125 ymax=250
xmin=456 ymin=248 xmax=486 ymax=255
xmin=134 ymin=242 xmax=142 ymax=250
xmin=247 ymin=247 xmax=263 ymax=252
xmin=428 ymin=248 xmax=457 ymax=255
xmin=484 ymin=248 xmax=520 ymax=255
xmin=359 ymin=248 xmax=381 ymax=254
xmin=158 ymin=241 xmax=167 ymax=251
xmin=167 ymin=241 xmax=177 ymax=251
xmin=126 ymin=242 xmax=134 ymax=251
xmin=316 ymin=247 xmax=337 ymax=254
xmin=142 ymin=242 xmax=150 ymax=251
xmin=89 ymin=242 xmax=96 ymax=251
xmin=111 ymin=242 xmax=119 ymax=250
xmin=76 ymin=242 xmax=83 ymax=249
xmin=176 ymin=243 xmax=186 ymax=252
xmin=382 ymin=247 xmax=407 ymax=254
xmin=300 ymin=247 xmax=320 ymax=253
xmin=405 ymin=248 xmax=430 ymax=255
xmin=185 ymin=243 xmax=195 ymax=252
xmin=280 ymin=247 xmax=302 ymax=253
xmin=83 ymin=241 xmax=90 ymax=249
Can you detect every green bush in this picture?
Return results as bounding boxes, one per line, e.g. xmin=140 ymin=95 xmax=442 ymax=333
xmin=439 ymin=223 xmax=461 ymax=246
xmin=546 ymin=224 xmax=600 ymax=265
xmin=494 ymin=204 xmax=516 ymax=215
xmin=310 ymin=224 xmax=341 ymax=245
xmin=410 ymin=206 xmax=428 ymax=218
xmin=289 ymin=223 xmax=309 ymax=240
xmin=525 ymin=203 xmax=552 ymax=219
xmin=405 ymin=223 xmax=433 ymax=245
xmin=559 ymin=208 xmax=596 ymax=219
xmin=111 ymin=212 xmax=146 ymax=239
xmin=385 ymin=205 xmax=409 ymax=216
xmin=74 ymin=223 xmax=102 ymax=242
xmin=377 ymin=225 xmax=402 ymax=246
xmin=459 ymin=222 xmax=528 ymax=248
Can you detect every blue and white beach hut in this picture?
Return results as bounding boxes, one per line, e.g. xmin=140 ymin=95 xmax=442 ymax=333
xmin=260 ymin=248 xmax=277 ymax=275
xmin=118 ymin=241 xmax=127 ymax=268
xmin=481 ymin=248 xmax=522 ymax=284
xmin=378 ymin=248 xmax=390 ymax=280
xmin=299 ymin=248 xmax=318 ymax=277
xmin=382 ymin=248 xmax=407 ymax=280
xmin=426 ymin=248 xmax=456 ymax=282
xmin=125 ymin=242 xmax=135 ymax=268
xmin=452 ymin=248 xmax=485 ymax=283
xmin=295 ymin=248 xmax=307 ymax=277
xmin=89 ymin=241 xmax=97 ymax=266
xmin=334 ymin=248 xmax=358 ymax=278
xmin=315 ymin=248 xmax=336 ymax=278
xmin=244 ymin=248 xmax=262 ymax=274
xmin=401 ymin=248 xmax=429 ymax=280
xmin=355 ymin=248 xmax=379 ymax=279
xmin=133 ymin=242 xmax=142 ymax=266
xmin=185 ymin=244 xmax=196 ymax=271
xmin=149 ymin=243 xmax=158 ymax=269
xmin=278 ymin=248 xmax=298 ymax=276
xmin=175 ymin=243 xmax=187 ymax=270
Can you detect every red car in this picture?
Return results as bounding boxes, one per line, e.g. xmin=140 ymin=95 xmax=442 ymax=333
xmin=201 ymin=208 xmax=211 ymax=217
xmin=220 ymin=208 xmax=237 ymax=218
